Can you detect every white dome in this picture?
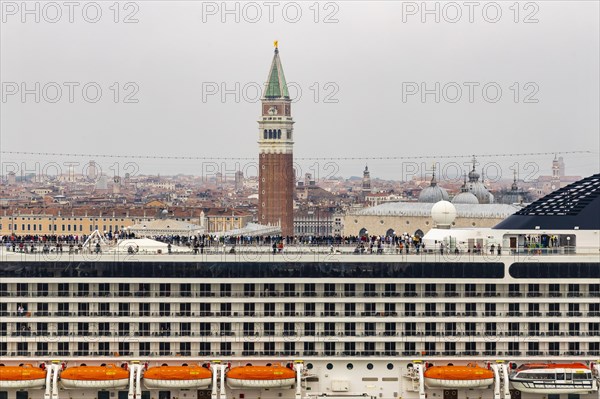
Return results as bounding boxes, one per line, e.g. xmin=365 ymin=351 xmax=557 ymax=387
xmin=431 ymin=200 xmax=457 ymax=226
xmin=452 ymin=191 xmax=479 ymax=205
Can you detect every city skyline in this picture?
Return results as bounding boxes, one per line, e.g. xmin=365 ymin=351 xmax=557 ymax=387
xmin=1 ymin=2 xmax=599 ymax=180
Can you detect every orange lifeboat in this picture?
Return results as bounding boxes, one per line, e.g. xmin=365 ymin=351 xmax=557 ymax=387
xmin=424 ymin=363 xmax=494 ymax=388
xmin=143 ymin=364 xmax=212 ymax=389
xmin=226 ymin=364 xmax=296 ymax=389
xmin=60 ymin=364 xmax=129 ymax=389
xmin=0 ymin=364 xmax=47 ymax=389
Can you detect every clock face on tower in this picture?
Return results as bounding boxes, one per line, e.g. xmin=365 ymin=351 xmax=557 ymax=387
xmin=268 ymin=106 xmax=278 ymax=115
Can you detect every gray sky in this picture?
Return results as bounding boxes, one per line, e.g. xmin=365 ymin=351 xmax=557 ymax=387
xmin=1 ymin=1 xmax=599 ymax=181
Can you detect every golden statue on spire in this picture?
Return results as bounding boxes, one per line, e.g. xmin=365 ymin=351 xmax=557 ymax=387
xmin=274 ymin=40 xmax=278 ymax=48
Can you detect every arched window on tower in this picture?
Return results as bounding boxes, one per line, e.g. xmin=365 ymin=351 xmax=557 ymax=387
xmin=263 ymin=130 xmax=267 ymax=139
xmin=268 ymin=130 xmax=272 ymax=139
xmin=277 ymin=130 xmax=281 ymax=139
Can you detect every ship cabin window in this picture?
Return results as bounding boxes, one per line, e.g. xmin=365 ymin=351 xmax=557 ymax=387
xmin=444 ymin=303 xmax=456 ymax=316
xmin=508 ymin=284 xmax=521 ymax=297
xmin=465 ymin=303 xmax=477 ymax=316
xmin=243 ymin=303 xmax=255 ymax=316
xmin=464 ymin=323 xmax=476 ymax=336
xmin=590 ymin=284 xmax=600 ymax=297
xmin=304 ymin=323 xmax=315 ymax=336
xmin=98 ymin=323 xmax=110 ymax=336
xmin=344 ymin=283 xmax=356 ymax=297
xmin=263 ymin=283 xmax=275 ymax=296
xmin=485 ymin=323 xmax=496 ymax=335
xmin=508 ymin=342 xmax=520 ymax=355
xmin=264 ymin=303 xmax=275 ymax=316
xmin=159 ymin=342 xmax=171 ymax=356
xmin=324 ymin=322 xmax=335 ymax=336
xmin=384 ymin=303 xmax=396 ymax=315
xmin=58 ymin=342 xmax=69 ymax=356
xmin=199 ymin=283 xmax=212 ymax=297
xmin=527 ymin=342 xmax=540 ymax=355
xmin=405 ymin=303 xmax=416 ymax=317
xmin=139 ymin=303 xmax=150 ymax=317
xmin=139 ymin=342 xmax=150 ymax=357
xmin=568 ymin=303 xmax=581 ymax=316
xmin=527 ymin=303 xmax=539 ymax=316
xmin=402 ymin=283 xmax=416 ymax=297
xmin=16 ymin=283 xmax=27 ymax=297
xmin=589 ymin=342 xmax=600 ymax=355
xmin=179 ymin=342 xmax=191 ymax=356
xmin=364 ymin=283 xmax=376 ymax=297
xmin=37 ymin=303 xmax=48 ymax=316
xmin=243 ymin=283 xmax=255 ymax=297
xmin=424 ymin=342 xmax=436 ymax=355
xmin=345 ymin=303 xmax=356 ymax=316
xmin=180 ymin=283 xmax=191 ymax=297
xmin=57 ymin=303 xmax=69 ymax=316
xmin=324 ymin=303 xmax=336 ymax=317
xmin=404 ymin=322 xmax=416 ymax=336
xmin=0 ymin=340 xmax=6 ymax=353
xmin=98 ymin=283 xmax=109 ymax=297
xmin=159 ymin=323 xmax=171 ymax=336
xmin=484 ymin=283 xmax=496 ymax=296
xmin=138 ymin=323 xmax=150 ymax=336
xmin=364 ymin=302 xmax=375 ymax=316
xmin=16 ymin=392 xmax=28 ymax=399
xmin=424 ymin=303 xmax=437 ymax=316
xmin=220 ymin=303 xmax=231 ymax=316
xmin=464 ymin=283 xmax=476 ymax=297
xmin=284 ymin=303 xmax=295 ymax=316
xmin=548 ymin=342 xmax=560 ymax=355
xmin=444 ymin=342 xmax=456 ymax=355
xmin=324 ymin=341 xmax=336 ymax=355
xmin=58 ymin=283 xmax=69 ymax=296
xmin=37 ymin=283 xmax=48 ymax=297
xmin=179 ymin=303 xmax=191 ymax=316
xmin=158 ymin=391 xmax=170 ymax=399
xmin=283 ymin=283 xmax=296 ymax=297
xmin=303 ymin=283 xmax=316 ymax=296
xmin=445 ymin=322 xmax=457 ymax=336
xmin=485 ymin=342 xmax=496 ymax=355
xmin=548 ymin=323 xmax=559 ymax=336
xmin=118 ymin=283 xmax=130 ymax=297
xmin=568 ymin=283 xmax=581 ymax=297
xmin=263 ymin=342 xmax=275 ymax=355
xmin=118 ymin=303 xmax=130 ymax=317
xmin=160 ymin=283 xmax=171 ymax=297
xmin=263 ymin=322 xmax=275 ymax=336
xmin=508 ymin=303 xmax=520 ymax=316
xmin=75 ymin=283 xmax=88 ymax=297
xmin=568 ymin=342 xmax=580 ymax=355
xmin=383 ymin=322 xmax=395 ymax=336
xmin=99 ymin=303 xmax=110 ymax=317
xmin=590 ymin=303 xmax=600 ymax=316
xmin=365 ymin=322 xmax=376 ymax=336
xmin=464 ymin=342 xmax=476 ymax=354
xmin=568 ymin=323 xmax=580 ymax=336
xmin=78 ymin=303 xmax=89 ymax=317
xmin=98 ymin=342 xmax=110 ymax=356
xmin=304 ymin=303 xmax=315 ymax=316
xmin=484 ymin=303 xmax=496 ymax=316
xmin=404 ymin=342 xmax=416 ymax=355
xmin=424 ymin=323 xmax=436 ymax=336
xmin=158 ymin=302 xmax=171 ymax=317
xmin=383 ymin=283 xmax=397 ymax=296
xmin=548 ymin=303 xmax=560 ymax=316
xmin=444 ymin=283 xmax=457 ymax=297
xmin=528 ymin=322 xmax=540 ymax=336
xmin=424 ymin=283 xmax=436 ymax=297
xmin=0 ymin=284 xmax=7 ymax=297
xmin=243 ymin=342 xmax=255 ymax=355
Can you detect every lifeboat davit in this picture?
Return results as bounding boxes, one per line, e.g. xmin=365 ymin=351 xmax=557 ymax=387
xmin=60 ymin=364 xmax=129 ymax=389
xmin=144 ymin=365 xmax=212 ymax=389
xmin=0 ymin=364 xmax=47 ymax=389
xmin=509 ymin=363 xmax=598 ymax=394
xmin=226 ymin=364 xmax=296 ymax=389
xmin=424 ymin=364 xmax=494 ymax=388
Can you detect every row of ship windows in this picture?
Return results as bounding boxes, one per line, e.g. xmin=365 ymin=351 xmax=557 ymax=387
xmin=4 ymin=301 xmax=600 ymax=317
xmin=2 ymin=341 xmax=599 ymax=358
xmin=4 ymin=321 xmax=600 ymax=336
xmin=3 ymin=282 xmax=599 ymax=297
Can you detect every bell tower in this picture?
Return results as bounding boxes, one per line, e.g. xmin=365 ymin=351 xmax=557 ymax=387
xmin=258 ymin=41 xmax=295 ymax=236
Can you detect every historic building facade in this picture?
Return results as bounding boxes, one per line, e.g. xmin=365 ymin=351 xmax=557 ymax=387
xmin=257 ymin=43 xmax=295 ymax=236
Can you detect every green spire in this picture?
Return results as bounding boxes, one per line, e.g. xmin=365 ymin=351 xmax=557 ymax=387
xmin=264 ymin=47 xmax=289 ymax=99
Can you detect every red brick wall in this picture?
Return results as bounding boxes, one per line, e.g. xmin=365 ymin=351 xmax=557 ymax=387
xmin=258 ymin=152 xmax=294 ymax=236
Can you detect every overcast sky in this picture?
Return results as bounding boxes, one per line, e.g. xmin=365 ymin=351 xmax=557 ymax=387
xmin=1 ymin=1 xmax=598 ymax=182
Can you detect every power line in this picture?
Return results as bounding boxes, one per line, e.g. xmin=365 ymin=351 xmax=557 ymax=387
xmin=1 ymin=150 xmax=595 ymax=161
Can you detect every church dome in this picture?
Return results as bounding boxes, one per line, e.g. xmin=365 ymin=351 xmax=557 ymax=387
xmin=419 ymin=185 xmax=449 ymax=203
xmin=452 ymin=191 xmax=479 ymax=204
xmin=468 ymin=182 xmax=493 ymax=204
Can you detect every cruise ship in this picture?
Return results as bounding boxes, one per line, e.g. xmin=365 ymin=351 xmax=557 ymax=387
xmin=1 ymin=174 xmax=599 ymax=399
